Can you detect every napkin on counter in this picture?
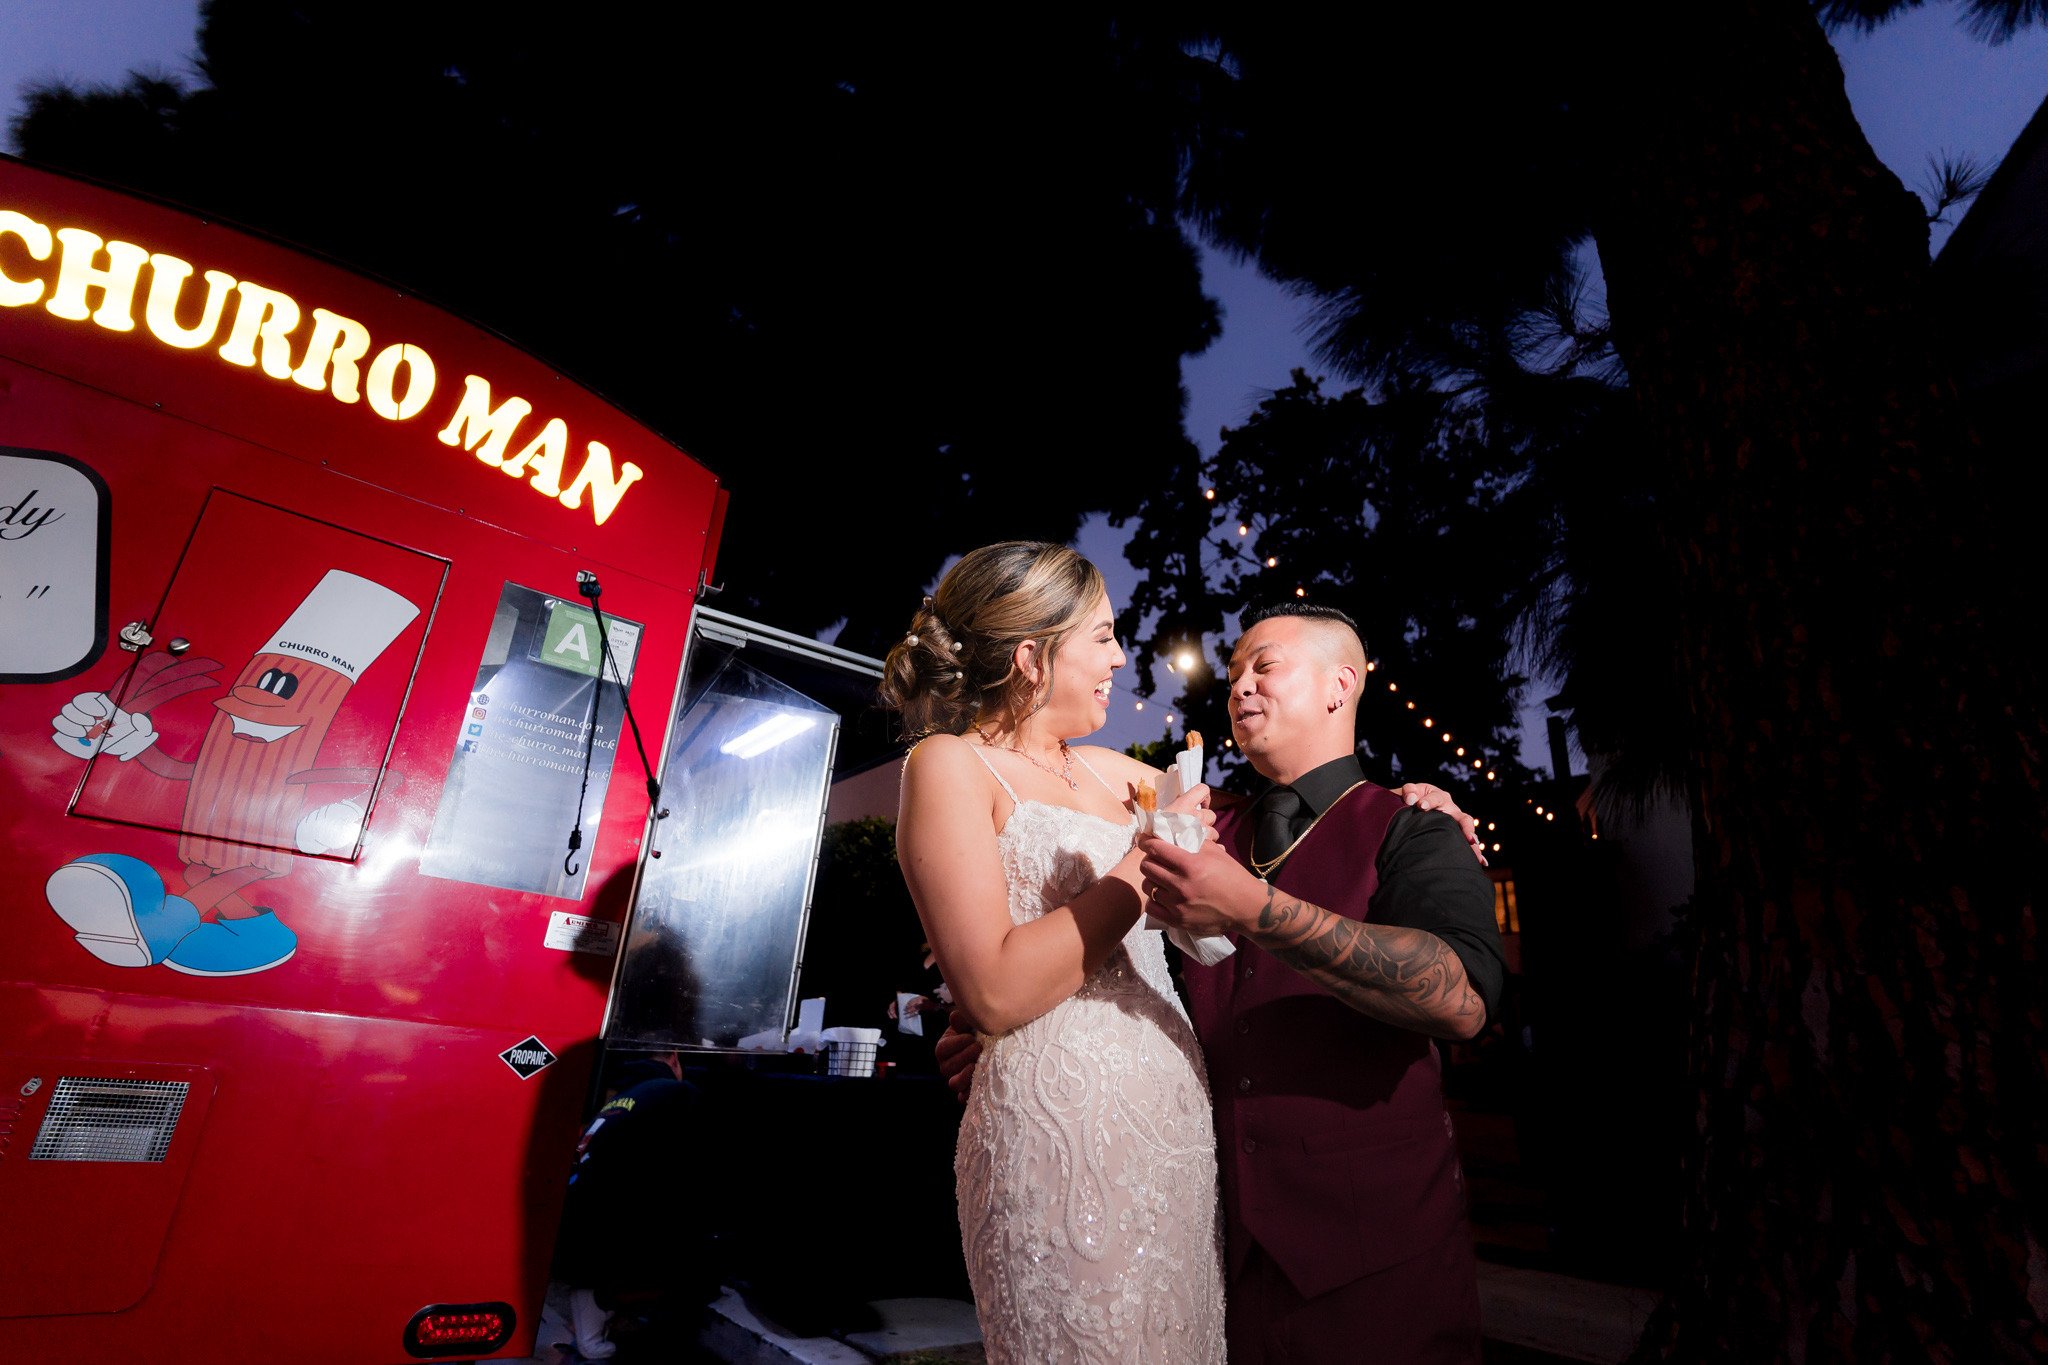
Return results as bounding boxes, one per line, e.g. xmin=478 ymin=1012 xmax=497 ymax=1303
xmin=784 ymin=995 xmax=828 ymax=1053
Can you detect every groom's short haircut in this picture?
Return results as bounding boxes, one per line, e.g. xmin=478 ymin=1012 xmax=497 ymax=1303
xmin=1239 ymin=601 xmax=1361 ymax=637
xmin=1237 ymin=601 xmax=1368 ymax=674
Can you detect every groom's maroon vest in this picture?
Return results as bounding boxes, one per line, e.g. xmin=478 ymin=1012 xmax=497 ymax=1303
xmin=1181 ymin=782 xmax=1473 ymax=1301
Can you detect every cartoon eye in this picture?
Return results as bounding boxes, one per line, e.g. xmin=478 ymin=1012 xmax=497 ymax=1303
xmin=258 ymin=668 xmax=300 ymax=698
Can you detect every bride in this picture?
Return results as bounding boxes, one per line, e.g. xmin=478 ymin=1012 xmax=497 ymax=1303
xmin=880 ymin=540 xmax=1227 ymax=1364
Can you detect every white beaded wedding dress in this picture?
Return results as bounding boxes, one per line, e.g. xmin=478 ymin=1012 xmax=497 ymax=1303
xmin=953 ymin=750 xmax=1226 ymax=1364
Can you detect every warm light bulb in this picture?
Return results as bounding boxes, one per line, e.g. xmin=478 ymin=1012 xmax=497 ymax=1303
xmin=1405 ymin=700 xmax=1414 ymax=709
xmin=1294 ymin=586 xmax=1305 ymax=597
xmin=1486 ymin=823 xmax=1495 ymax=831
xmin=1491 ymin=842 xmax=1501 ymax=852
xmin=1534 ymin=805 xmax=1543 ymax=814
xmin=1135 ymin=701 xmax=1145 ymax=711
xmin=1265 ymin=556 xmax=1277 ymax=568
xmin=1486 ymin=771 xmax=1496 ymax=780
xmin=1238 ymin=523 xmax=1249 ymax=536
xmin=1546 ymin=812 xmax=1555 ymax=822
xmin=1423 ymin=718 xmax=1433 ymax=727
xmin=1456 ymin=747 xmax=1465 ymax=756
xmin=1365 ymin=661 xmax=1376 ymax=672
xmin=1389 ymin=683 xmax=1399 ymax=693
xmin=1441 ymin=733 xmax=1451 ymax=743
xmin=1175 ymin=651 xmax=1195 ymax=671
xmin=1204 ymin=488 xmax=1216 ymax=500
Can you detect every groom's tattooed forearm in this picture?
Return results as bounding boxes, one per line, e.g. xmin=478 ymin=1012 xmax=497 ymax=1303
xmin=1251 ymin=885 xmax=1485 ymax=1039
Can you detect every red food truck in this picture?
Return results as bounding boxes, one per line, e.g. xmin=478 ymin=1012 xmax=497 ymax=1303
xmin=0 ymin=153 xmax=856 ymax=1361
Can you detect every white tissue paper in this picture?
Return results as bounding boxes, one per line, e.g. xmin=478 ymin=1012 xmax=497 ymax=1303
xmin=1139 ymin=745 xmax=1236 ymax=967
xmin=895 ymin=990 xmax=926 ymax=1037
xmin=785 ymin=996 xmax=829 ymax=1053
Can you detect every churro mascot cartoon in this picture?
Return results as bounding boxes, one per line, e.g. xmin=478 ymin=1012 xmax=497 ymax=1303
xmin=46 ymin=569 xmax=421 ymax=976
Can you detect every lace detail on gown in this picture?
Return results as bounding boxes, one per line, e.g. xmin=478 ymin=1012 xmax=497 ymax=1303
xmin=954 ymin=785 xmax=1227 ymax=1364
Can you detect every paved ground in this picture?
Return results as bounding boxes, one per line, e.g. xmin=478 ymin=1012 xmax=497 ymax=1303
xmin=513 ymin=1055 xmax=1668 ymax=1364
xmin=536 ymin=1257 xmax=1656 ymax=1365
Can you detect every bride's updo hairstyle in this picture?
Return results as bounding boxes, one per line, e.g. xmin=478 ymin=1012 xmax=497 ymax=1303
xmin=880 ymin=541 xmax=1106 ymax=741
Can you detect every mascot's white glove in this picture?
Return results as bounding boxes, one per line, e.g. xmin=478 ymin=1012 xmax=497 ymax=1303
xmin=296 ymin=798 xmax=367 ymax=856
xmin=51 ymin=692 xmax=157 ymax=760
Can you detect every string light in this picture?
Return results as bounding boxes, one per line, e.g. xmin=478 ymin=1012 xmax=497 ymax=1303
xmin=1204 ymin=488 xmax=1216 ymax=500
xmin=1238 ymin=523 xmax=1249 ymax=536
xmin=1294 ymin=587 xmax=1306 ymax=597
xmin=1265 ymin=557 xmax=1277 ymax=568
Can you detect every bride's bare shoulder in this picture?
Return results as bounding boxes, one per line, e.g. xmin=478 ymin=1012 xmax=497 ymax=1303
xmin=1071 ymin=744 xmax=1162 ymax=785
xmin=905 ymin=731 xmax=979 ymax=776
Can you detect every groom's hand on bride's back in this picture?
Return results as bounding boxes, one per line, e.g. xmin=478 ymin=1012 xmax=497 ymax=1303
xmin=935 ymin=1008 xmax=983 ymax=1104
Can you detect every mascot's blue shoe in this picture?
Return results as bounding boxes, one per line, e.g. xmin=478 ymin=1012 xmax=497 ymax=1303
xmin=46 ymin=854 xmax=201 ymax=968
xmin=164 ymin=910 xmax=297 ymax=977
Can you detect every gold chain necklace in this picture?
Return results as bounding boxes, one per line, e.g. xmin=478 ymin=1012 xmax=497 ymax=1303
xmin=976 ymin=729 xmax=1077 ymax=790
xmin=1247 ymin=779 xmax=1368 ymax=880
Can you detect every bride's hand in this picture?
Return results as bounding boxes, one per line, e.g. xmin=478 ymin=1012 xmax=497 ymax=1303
xmin=1164 ymin=781 xmax=1218 ymax=845
xmin=1394 ymin=781 xmax=1486 ymax=865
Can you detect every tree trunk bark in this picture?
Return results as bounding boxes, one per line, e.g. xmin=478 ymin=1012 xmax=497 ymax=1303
xmin=1581 ymin=1 xmax=2048 ymax=1359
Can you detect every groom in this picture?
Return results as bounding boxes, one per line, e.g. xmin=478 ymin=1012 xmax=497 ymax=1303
xmin=940 ymin=600 xmax=1505 ymax=1364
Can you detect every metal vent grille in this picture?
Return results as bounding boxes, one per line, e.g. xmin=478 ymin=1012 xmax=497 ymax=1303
xmin=30 ymin=1076 xmax=190 ymax=1163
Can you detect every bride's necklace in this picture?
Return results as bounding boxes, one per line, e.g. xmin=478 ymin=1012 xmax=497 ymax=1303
xmin=1248 ymin=779 xmax=1369 ymax=881
xmin=975 ymin=727 xmax=1078 ymax=790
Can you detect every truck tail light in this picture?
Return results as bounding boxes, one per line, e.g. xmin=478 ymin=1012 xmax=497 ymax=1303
xmin=403 ymin=1302 xmax=516 ymax=1357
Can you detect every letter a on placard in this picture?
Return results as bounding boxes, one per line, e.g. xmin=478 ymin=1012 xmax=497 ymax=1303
xmin=553 ymin=622 xmax=591 ymax=662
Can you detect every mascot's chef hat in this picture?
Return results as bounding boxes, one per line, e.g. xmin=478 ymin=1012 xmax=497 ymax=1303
xmin=261 ymin=569 xmax=421 ymax=684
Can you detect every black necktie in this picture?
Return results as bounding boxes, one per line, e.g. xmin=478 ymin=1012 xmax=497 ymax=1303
xmin=1254 ymin=786 xmax=1307 ymax=868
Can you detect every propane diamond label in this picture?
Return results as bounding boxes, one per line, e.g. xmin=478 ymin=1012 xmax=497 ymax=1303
xmin=499 ymin=1036 xmax=558 ymax=1079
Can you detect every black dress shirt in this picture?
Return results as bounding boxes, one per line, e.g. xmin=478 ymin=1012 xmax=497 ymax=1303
xmin=1249 ymin=754 xmax=1507 ymax=1024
